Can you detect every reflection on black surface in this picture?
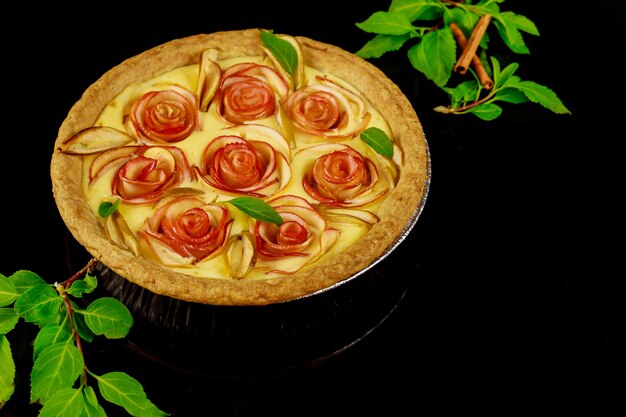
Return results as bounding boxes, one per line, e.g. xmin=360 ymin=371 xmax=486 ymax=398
xmin=93 ymin=255 xmax=415 ymax=378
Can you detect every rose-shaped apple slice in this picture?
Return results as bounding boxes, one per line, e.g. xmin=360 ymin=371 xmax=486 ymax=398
xmin=89 ymin=145 xmax=193 ymax=204
xmin=194 ymin=124 xmax=291 ymax=197
xmin=139 ymin=196 xmax=233 ymax=266
xmin=127 ymin=85 xmax=200 ymax=144
xmin=253 ymin=195 xmax=340 ymax=274
xmin=284 ymin=75 xmax=371 ymax=139
xmin=294 ymin=143 xmax=393 ymax=208
xmin=212 ymin=62 xmax=289 ymax=125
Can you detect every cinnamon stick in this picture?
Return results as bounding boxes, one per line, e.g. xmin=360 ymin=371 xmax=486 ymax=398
xmin=450 ymin=22 xmax=494 ymax=90
xmin=453 ymin=14 xmax=492 ymax=78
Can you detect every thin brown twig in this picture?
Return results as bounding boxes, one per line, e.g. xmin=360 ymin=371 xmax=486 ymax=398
xmin=61 ymin=257 xmax=98 ymax=288
xmin=56 ymin=257 xmax=97 ymax=386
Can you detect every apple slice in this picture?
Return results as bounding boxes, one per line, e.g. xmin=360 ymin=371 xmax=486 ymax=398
xmin=197 ymin=48 xmax=221 ymax=112
xmin=104 ymin=210 xmax=141 ymax=256
xmin=225 ymin=231 xmax=257 ymax=279
xmin=314 ymin=205 xmax=380 ymax=226
xmin=59 ymin=126 xmax=136 ymax=155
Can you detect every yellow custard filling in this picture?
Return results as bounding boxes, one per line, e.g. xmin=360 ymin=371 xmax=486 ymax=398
xmin=80 ymin=55 xmax=401 ymax=281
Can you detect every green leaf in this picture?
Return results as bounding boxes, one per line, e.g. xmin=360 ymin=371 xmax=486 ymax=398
xmin=493 ymin=88 xmax=529 ymax=104
xmin=390 ymin=0 xmax=444 ymax=21
xmin=480 ymin=0 xmax=504 ymax=13
xmin=467 ymin=103 xmax=503 ymax=120
xmin=493 ymin=60 xmax=520 ymax=87
xmin=0 ymin=335 xmax=15 ymax=408
xmin=445 ymin=7 xmax=479 ymax=35
xmin=492 ymin=17 xmax=530 ymax=54
xmin=499 ymin=11 xmax=539 ymax=36
xmin=72 ymin=308 xmax=95 ymax=342
xmin=98 ymin=199 xmax=120 ymax=218
xmin=38 ymin=387 xmax=85 ymax=417
xmin=360 ymin=127 xmax=394 ymax=157
xmin=9 ymin=270 xmax=47 ymax=294
xmin=33 ymin=323 xmax=72 ymax=360
xmin=444 ymin=80 xmax=480 ymax=105
xmin=13 ymin=284 xmax=62 ymax=326
xmin=30 ymin=339 xmax=84 ymax=403
xmin=407 ymin=27 xmax=456 ymax=87
xmin=96 ymin=371 xmax=169 ymax=417
xmin=84 ymin=274 xmax=98 ymax=291
xmin=228 ymin=197 xmax=283 ymax=226
xmin=83 ymin=386 xmax=107 ymax=417
xmin=66 ymin=274 xmax=98 ymax=298
xmin=260 ymin=29 xmax=297 ymax=78
xmin=356 ymin=11 xmax=416 ymax=36
xmin=0 ymin=274 xmax=19 ymax=307
xmin=509 ymin=80 xmax=571 ymax=114
xmin=355 ymin=33 xmax=412 ymax=59
xmin=0 ymin=308 xmax=19 ymax=334
xmin=81 ymin=297 xmax=133 ymax=339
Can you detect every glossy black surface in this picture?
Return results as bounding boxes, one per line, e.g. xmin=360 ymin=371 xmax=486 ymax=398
xmin=2 ymin=1 xmax=623 ymax=416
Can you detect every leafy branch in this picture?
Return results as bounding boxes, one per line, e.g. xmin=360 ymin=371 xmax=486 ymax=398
xmin=0 ymin=264 xmax=168 ymax=416
xmin=355 ymin=0 xmax=571 ymax=120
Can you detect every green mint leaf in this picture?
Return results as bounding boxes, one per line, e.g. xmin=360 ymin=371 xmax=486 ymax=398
xmin=499 ymin=11 xmax=539 ymax=36
xmin=407 ymin=27 xmax=456 ymax=87
xmin=493 ymin=60 xmax=519 ymax=87
xmin=83 ymin=385 xmax=108 ymax=417
xmin=260 ymin=30 xmax=297 ymax=78
xmin=356 ymin=11 xmax=416 ymax=35
xmin=0 ymin=335 xmax=15 ymax=408
xmin=66 ymin=274 xmax=98 ymax=298
xmin=96 ymin=371 xmax=169 ymax=417
xmin=228 ymin=197 xmax=283 ymax=226
xmin=493 ymin=88 xmax=529 ymax=104
xmin=446 ymin=7 xmax=479 ymax=35
xmin=9 ymin=270 xmax=47 ymax=294
xmin=13 ymin=284 xmax=63 ymax=326
xmin=99 ymin=199 xmax=120 ymax=218
xmin=30 ymin=339 xmax=84 ymax=403
xmin=0 ymin=308 xmax=19 ymax=334
xmin=443 ymin=80 xmax=480 ymax=105
xmin=355 ymin=33 xmax=412 ymax=59
xmin=481 ymin=0 xmax=503 ymax=13
xmin=360 ymin=127 xmax=394 ymax=157
xmin=33 ymin=323 xmax=72 ymax=361
xmin=390 ymin=0 xmax=444 ymax=21
xmin=0 ymin=274 xmax=19 ymax=307
xmin=38 ymin=387 xmax=85 ymax=417
xmin=508 ymin=80 xmax=571 ymax=114
xmin=492 ymin=17 xmax=530 ymax=54
xmin=81 ymin=297 xmax=133 ymax=339
xmin=467 ymin=103 xmax=503 ymax=121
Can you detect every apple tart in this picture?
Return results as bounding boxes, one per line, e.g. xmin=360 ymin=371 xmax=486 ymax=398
xmin=50 ymin=29 xmax=430 ymax=306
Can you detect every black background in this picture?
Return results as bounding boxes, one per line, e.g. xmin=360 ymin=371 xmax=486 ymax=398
xmin=2 ymin=1 xmax=624 ymax=416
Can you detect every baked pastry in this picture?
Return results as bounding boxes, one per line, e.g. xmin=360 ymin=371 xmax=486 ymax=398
xmin=50 ymin=29 xmax=430 ymax=306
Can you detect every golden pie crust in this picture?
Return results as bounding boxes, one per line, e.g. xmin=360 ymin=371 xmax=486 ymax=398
xmin=50 ymin=29 xmax=430 ymax=306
